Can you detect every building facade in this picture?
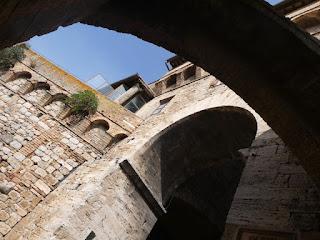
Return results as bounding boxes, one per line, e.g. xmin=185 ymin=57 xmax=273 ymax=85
xmin=0 ymin=1 xmax=319 ymax=239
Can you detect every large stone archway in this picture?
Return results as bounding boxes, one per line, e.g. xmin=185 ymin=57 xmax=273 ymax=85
xmin=131 ymin=106 xmax=257 ymax=239
xmin=1 ymin=0 xmax=320 ymax=187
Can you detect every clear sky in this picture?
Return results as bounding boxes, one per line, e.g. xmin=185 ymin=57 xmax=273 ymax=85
xmin=28 ymin=0 xmax=282 ymax=86
xmin=29 ymin=24 xmax=174 ymax=85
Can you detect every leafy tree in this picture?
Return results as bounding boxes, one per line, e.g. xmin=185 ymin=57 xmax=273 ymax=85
xmin=65 ymin=90 xmax=99 ymax=118
xmin=0 ymin=44 xmax=27 ymax=71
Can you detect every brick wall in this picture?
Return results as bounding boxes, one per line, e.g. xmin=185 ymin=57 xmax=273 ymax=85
xmin=0 ymin=51 xmax=134 ymax=237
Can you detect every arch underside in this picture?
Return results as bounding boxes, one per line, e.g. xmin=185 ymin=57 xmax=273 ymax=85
xmin=0 ymin=0 xmax=320 ymax=187
xmin=138 ymin=106 xmax=257 ymax=239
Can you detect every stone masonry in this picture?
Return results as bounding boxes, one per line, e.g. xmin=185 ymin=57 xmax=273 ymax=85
xmin=0 ymin=1 xmax=320 ymax=238
xmin=3 ymin=55 xmax=319 ymax=239
xmin=0 ymin=49 xmax=140 ymax=238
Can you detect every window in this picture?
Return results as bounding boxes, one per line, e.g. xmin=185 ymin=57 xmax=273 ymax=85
xmin=166 ymin=75 xmax=177 ymax=88
xmin=151 ymin=96 xmax=174 ymax=115
xmin=108 ymin=84 xmax=128 ymax=101
xmin=124 ymin=94 xmax=146 ymax=113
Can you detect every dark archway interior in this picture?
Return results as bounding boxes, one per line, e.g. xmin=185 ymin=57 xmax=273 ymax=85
xmin=136 ymin=106 xmax=257 ymax=239
xmin=147 ymin=198 xmax=220 ymax=240
xmin=157 ymin=107 xmax=257 ymax=205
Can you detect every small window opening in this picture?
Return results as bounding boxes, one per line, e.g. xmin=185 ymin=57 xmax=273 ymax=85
xmin=124 ymin=94 xmax=146 ymax=113
xmin=37 ymin=113 xmax=43 ymax=118
xmin=166 ymin=75 xmax=177 ymax=88
xmin=151 ymin=96 xmax=174 ymax=116
xmin=85 ymin=231 xmax=96 ymax=240
xmin=184 ymin=66 xmax=196 ymax=81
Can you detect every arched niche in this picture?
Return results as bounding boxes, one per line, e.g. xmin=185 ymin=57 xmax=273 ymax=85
xmin=43 ymin=93 xmax=68 ymax=117
xmin=6 ymin=71 xmax=32 ymax=92
xmin=136 ymin=106 xmax=257 ymax=239
xmin=85 ymin=119 xmax=112 ymax=151
xmin=24 ymin=81 xmax=51 ymax=103
xmin=108 ymin=133 xmax=129 ymax=147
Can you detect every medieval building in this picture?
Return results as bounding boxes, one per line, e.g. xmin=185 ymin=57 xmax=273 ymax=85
xmin=0 ymin=0 xmax=319 ymax=239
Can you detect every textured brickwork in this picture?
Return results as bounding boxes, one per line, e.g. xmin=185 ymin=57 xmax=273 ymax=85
xmin=222 ymin=130 xmax=320 ymax=239
xmin=140 ymin=64 xmax=320 ymax=239
xmin=0 ymin=49 xmax=137 ymax=238
xmin=1 ymin=61 xmax=318 ymax=239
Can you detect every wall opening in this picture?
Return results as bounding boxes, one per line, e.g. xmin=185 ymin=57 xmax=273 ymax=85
xmin=24 ymin=81 xmax=51 ymax=103
xmin=6 ymin=71 xmax=32 ymax=92
xmin=151 ymin=96 xmax=174 ymax=116
xmin=183 ymin=65 xmax=196 ymax=81
xmin=44 ymin=93 xmax=68 ymax=117
xmin=165 ymin=75 xmax=177 ymax=88
xmin=85 ymin=119 xmax=112 ymax=150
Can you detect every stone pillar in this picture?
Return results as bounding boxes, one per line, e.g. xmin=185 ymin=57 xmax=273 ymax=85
xmin=114 ymin=84 xmax=140 ymax=106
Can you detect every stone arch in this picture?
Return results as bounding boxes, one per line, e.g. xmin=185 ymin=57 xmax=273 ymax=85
xmin=1 ymin=1 xmax=320 ymax=187
xmin=85 ymin=119 xmax=112 ymax=151
xmin=108 ymin=133 xmax=129 ymax=146
xmin=33 ymin=82 xmax=51 ymax=91
xmin=24 ymin=81 xmax=51 ymax=94
xmin=24 ymin=81 xmax=51 ymax=103
xmin=135 ymin=106 xmax=257 ymax=239
xmin=43 ymin=93 xmax=68 ymax=117
xmin=44 ymin=93 xmax=68 ymax=106
xmin=6 ymin=71 xmax=32 ymax=92
xmin=86 ymin=119 xmax=110 ymax=132
xmin=7 ymin=71 xmax=32 ymax=82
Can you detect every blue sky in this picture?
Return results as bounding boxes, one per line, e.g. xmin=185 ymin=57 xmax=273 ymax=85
xmin=29 ymin=24 xmax=173 ymax=85
xmin=28 ymin=0 xmax=282 ymax=86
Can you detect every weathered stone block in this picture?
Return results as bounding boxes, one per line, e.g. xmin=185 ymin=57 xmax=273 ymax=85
xmin=0 ymin=210 xmax=10 ymax=221
xmin=0 ymin=182 xmax=15 ymax=195
xmin=0 ymin=222 xmax=11 ymax=235
xmin=34 ymin=180 xmax=51 ymax=195
xmin=9 ymin=141 xmax=22 ymax=150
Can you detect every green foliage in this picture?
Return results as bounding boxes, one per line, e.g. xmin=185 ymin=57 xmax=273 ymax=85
xmin=65 ymin=90 xmax=99 ymax=118
xmin=0 ymin=44 xmax=27 ymax=71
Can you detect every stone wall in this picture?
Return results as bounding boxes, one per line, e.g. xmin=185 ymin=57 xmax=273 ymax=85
xmin=287 ymin=1 xmax=320 ymax=40
xmin=3 ymin=68 xmax=319 ymax=239
xmin=138 ymin=75 xmax=269 ymax=136
xmin=222 ymin=129 xmax=320 ymax=239
xmin=0 ymin=86 xmax=101 ymax=237
xmin=22 ymin=49 xmax=142 ymax=132
xmin=0 ymin=50 xmax=138 ymax=238
xmin=148 ymin=61 xmax=206 ymax=96
xmin=0 ymin=50 xmax=135 ymax=151
xmin=138 ymin=64 xmax=320 ymax=239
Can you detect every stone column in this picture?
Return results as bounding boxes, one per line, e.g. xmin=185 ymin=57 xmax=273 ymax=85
xmin=114 ymin=84 xmax=140 ymax=106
